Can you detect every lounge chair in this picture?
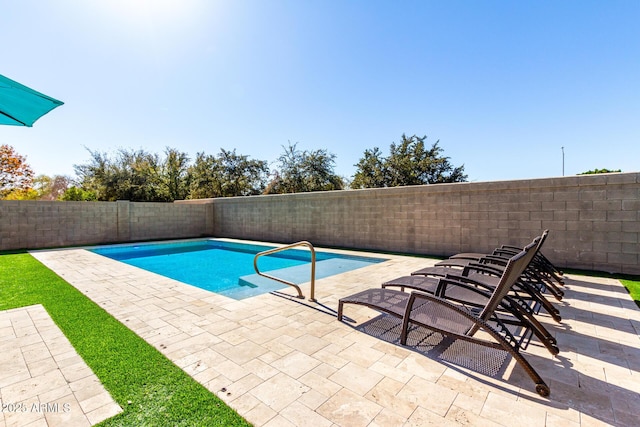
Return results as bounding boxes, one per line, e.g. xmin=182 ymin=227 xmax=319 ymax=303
xmin=432 ymin=258 xmax=565 ymax=301
xmin=382 ymin=237 xmax=560 ymax=355
xmin=408 ymin=231 xmax=563 ymax=322
xmin=338 ymin=246 xmax=552 ymax=397
xmin=428 ymin=230 xmax=565 ymax=299
xmin=409 ymin=262 xmax=563 ymax=324
xmin=449 ymin=235 xmax=564 ymax=285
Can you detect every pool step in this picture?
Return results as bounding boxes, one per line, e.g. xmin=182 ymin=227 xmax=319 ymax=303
xmin=224 ymin=258 xmax=379 ymax=300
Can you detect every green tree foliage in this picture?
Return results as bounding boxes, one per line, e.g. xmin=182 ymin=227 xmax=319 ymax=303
xmin=217 ymin=149 xmax=269 ymax=197
xmin=61 ymin=186 xmax=97 ymax=201
xmin=112 ymin=149 xmax=165 ymax=201
xmin=3 ymin=188 xmax=39 ymax=200
xmin=579 ymin=168 xmax=622 ymax=175
xmin=0 ymin=144 xmax=34 ymax=199
xmin=351 ymin=134 xmax=467 ymax=188
xmin=69 ymin=136 xmax=464 ymax=201
xmin=266 ymin=142 xmax=344 ymax=194
xmin=188 ymin=149 xmax=269 ymax=199
xmin=188 ymin=152 xmax=218 ymax=199
xmin=162 ymin=148 xmax=191 ymax=201
xmin=352 ymin=147 xmax=387 ymax=189
xmin=75 ymin=148 xmax=169 ymax=201
xmin=73 ymin=149 xmax=109 ymax=200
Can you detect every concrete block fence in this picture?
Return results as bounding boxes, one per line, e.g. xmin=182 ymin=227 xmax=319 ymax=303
xmin=1 ymin=172 xmax=638 ymax=274
xmin=181 ymin=172 xmax=640 ymax=275
xmin=0 ymin=200 xmax=213 ymax=250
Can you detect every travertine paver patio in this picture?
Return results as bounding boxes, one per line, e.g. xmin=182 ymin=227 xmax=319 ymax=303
xmin=25 ymin=239 xmax=640 ymax=426
xmin=0 ymin=305 xmax=121 ymax=427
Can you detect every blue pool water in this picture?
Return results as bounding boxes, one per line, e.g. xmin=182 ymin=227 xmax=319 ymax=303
xmin=91 ymin=240 xmax=386 ymax=299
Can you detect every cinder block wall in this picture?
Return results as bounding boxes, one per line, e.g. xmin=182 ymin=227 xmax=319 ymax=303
xmin=197 ymin=172 xmax=640 ymax=275
xmin=2 ymin=173 xmax=638 ymax=274
xmin=0 ymin=200 xmax=213 ymax=250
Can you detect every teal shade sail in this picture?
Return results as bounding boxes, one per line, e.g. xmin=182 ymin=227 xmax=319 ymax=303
xmin=0 ymin=74 xmax=64 ymax=127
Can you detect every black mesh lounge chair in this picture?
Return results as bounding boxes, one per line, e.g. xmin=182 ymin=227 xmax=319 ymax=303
xmin=409 ymin=231 xmax=563 ymax=323
xmin=409 ymin=262 xmax=563 ymax=324
xmin=449 ymin=233 xmax=564 ymax=284
xmin=381 ymin=238 xmax=560 ymax=355
xmin=433 ymin=257 xmax=565 ymax=301
xmin=428 ymin=230 xmax=565 ymax=300
xmin=338 ymin=247 xmax=551 ymax=397
xmin=382 ymin=271 xmax=560 ymax=356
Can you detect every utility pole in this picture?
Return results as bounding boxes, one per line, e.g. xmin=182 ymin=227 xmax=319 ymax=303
xmin=562 ymin=146 xmax=565 ymax=176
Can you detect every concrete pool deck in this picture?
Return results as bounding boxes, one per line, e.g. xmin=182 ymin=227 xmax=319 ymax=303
xmin=15 ymin=240 xmax=640 ymax=426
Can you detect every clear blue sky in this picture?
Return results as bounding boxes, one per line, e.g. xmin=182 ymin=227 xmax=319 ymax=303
xmin=3 ymin=0 xmax=639 ymax=183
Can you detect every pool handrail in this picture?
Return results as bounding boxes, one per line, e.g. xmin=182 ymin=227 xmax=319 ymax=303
xmin=253 ymin=241 xmax=317 ymax=302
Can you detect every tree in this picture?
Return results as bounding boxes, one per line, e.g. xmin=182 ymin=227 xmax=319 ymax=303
xmin=303 ymin=149 xmax=344 ymax=192
xmin=5 ymin=174 xmax=72 ymax=200
xmin=162 ymin=148 xmax=190 ymax=201
xmin=61 ymin=186 xmax=97 ymax=201
xmin=579 ymin=168 xmax=622 ymax=175
xmin=187 ymin=149 xmax=269 ymax=199
xmin=351 ymin=147 xmax=387 ymax=189
xmin=0 ymin=144 xmax=35 ymax=199
xmin=217 ymin=149 xmax=269 ymax=197
xmin=351 ymin=134 xmax=467 ymax=188
xmin=73 ymin=149 xmax=109 ymax=200
xmin=32 ymin=175 xmax=72 ymax=200
xmin=188 ymin=152 xmax=219 ymax=199
xmin=113 ymin=149 xmax=165 ymax=201
xmin=3 ymin=188 xmax=39 ymax=200
xmin=266 ymin=142 xmax=344 ymax=194
xmin=74 ymin=148 xmax=166 ymax=201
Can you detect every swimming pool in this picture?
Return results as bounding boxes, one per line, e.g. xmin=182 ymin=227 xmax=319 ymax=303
xmin=91 ymin=239 xmax=387 ymax=299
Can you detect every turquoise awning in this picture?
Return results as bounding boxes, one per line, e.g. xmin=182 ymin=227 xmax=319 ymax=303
xmin=0 ymin=74 xmax=64 ymax=127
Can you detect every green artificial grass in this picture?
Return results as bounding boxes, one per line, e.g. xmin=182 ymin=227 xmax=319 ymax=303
xmin=620 ymin=279 xmax=640 ymax=307
xmin=0 ymin=253 xmax=251 ymax=427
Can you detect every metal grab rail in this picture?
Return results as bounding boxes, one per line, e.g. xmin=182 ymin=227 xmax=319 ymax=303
xmin=253 ymin=241 xmax=317 ymax=302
